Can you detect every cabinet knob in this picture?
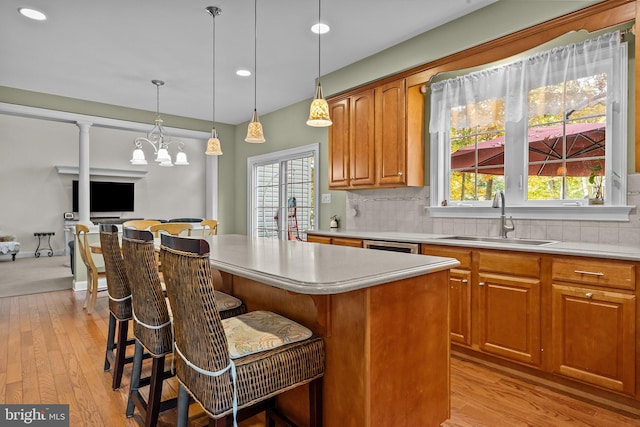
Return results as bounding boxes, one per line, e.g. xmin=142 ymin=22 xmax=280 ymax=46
xmin=398 ymin=172 xmax=403 ymax=176
xmin=461 ymin=279 xmax=468 ymax=284
xmin=586 ymin=292 xmax=593 ymax=299
xmin=479 ymin=282 xmax=485 ymax=287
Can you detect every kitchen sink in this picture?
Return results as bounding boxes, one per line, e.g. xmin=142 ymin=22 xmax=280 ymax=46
xmin=436 ymin=236 xmax=557 ymax=246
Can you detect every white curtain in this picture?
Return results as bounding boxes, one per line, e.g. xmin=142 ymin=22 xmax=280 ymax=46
xmin=429 ymin=31 xmax=620 ymax=133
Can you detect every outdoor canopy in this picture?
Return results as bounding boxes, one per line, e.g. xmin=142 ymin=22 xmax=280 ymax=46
xmin=450 ymin=122 xmax=605 ymax=177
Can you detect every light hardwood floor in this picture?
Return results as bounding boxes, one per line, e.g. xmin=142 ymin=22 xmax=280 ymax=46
xmin=0 ymin=290 xmax=639 ymax=426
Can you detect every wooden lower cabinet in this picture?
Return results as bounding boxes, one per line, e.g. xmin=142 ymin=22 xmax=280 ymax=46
xmin=550 ymin=256 xmax=637 ymax=396
xmin=449 ymin=269 xmax=472 ymax=346
xmin=478 ymin=272 xmax=541 ymax=366
xmin=422 ymin=245 xmax=472 ymax=347
xmin=551 ymin=283 xmax=636 ymax=395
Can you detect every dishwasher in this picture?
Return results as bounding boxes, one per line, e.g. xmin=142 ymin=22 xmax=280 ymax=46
xmin=362 ymin=239 xmax=420 ymax=254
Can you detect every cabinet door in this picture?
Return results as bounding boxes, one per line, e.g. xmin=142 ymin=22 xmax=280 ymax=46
xmin=450 ymin=269 xmax=472 ymax=346
xmin=375 ymin=79 xmax=406 ymax=186
xmin=478 ymin=273 xmax=541 ymax=366
xmin=349 ymin=90 xmax=376 ymax=187
xmin=328 ymin=98 xmax=350 ymax=188
xmin=551 ymin=284 xmax=636 ymax=395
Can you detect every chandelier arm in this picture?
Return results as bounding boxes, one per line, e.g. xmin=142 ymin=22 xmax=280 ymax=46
xmin=134 ymin=137 xmax=160 ymax=154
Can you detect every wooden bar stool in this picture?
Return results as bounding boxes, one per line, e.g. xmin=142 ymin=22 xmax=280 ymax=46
xmin=99 ymin=224 xmax=137 ymax=390
xmin=122 ymin=229 xmax=247 ymax=426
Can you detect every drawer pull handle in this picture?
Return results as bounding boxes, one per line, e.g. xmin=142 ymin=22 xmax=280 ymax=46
xmin=586 ymin=292 xmax=594 ymax=299
xmin=574 ymin=270 xmax=604 ymax=277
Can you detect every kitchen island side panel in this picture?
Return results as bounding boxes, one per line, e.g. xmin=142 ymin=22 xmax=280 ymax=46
xmin=230 ymin=270 xmax=450 ymax=427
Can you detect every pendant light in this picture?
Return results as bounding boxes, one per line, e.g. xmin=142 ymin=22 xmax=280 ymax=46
xmin=245 ymin=0 xmax=266 ymax=143
xmin=205 ymin=6 xmax=223 ymax=156
xmin=306 ymin=0 xmax=332 ymax=127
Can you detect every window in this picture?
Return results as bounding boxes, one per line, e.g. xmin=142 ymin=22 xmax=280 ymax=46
xmin=429 ymin=31 xmax=630 ymax=220
xmin=248 ymin=144 xmax=319 ymax=240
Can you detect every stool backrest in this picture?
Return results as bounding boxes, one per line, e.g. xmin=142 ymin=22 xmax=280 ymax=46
xmin=99 ymin=224 xmax=132 ymax=320
xmin=160 ymin=235 xmax=230 ymax=376
xmin=200 ymin=219 xmax=219 ymax=236
xmin=122 ymin=228 xmax=172 ymax=356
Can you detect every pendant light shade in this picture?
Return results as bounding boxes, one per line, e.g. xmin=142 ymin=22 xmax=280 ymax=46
xmin=206 ymin=129 xmax=223 ymax=155
xmin=307 ymin=0 xmax=332 ymax=127
xmin=307 ymin=82 xmax=332 ymax=127
xmin=245 ymin=0 xmax=266 ymax=143
xmin=205 ymin=6 xmax=223 ymax=156
xmin=245 ymin=110 xmax=266 ymax=143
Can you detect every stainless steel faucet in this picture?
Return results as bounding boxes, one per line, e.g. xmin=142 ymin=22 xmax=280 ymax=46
xmin=492 ymin=190 xmax=515 ymax=238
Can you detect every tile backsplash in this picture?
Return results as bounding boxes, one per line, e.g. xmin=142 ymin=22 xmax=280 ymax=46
xmin=345 ymin=174 xmax=640 ymax=247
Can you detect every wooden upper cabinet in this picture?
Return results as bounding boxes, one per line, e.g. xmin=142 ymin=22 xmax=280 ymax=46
xmin=327 ymin=78 xmax=424 ymax=190
xmin=349 ymin=89 xmax=376 ymax=187
xmin=328 ymin=99 xmax=350 ymax=188
xmin=375 ymin=80 xmax=406 ymax=186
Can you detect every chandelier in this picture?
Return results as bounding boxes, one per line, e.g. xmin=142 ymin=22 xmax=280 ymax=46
xmin=130 ymin=79 xmax=189 ymax=167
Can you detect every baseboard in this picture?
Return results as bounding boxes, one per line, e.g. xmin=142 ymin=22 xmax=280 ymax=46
xmin=73 ymin=277 xmax=108 ymax=292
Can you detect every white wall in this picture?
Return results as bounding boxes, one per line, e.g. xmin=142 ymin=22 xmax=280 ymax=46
xmin=0 ymin=114 xmax=207 ymax=258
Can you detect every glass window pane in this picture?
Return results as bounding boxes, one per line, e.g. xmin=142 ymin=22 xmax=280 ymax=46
xmin=527 ymin=75 xmax=606 ymax=201
xmin=449 ymin=98 xmax=505 ymax=202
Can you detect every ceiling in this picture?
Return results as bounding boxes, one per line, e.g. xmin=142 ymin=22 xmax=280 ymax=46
xmin=1 ymin=0 xmax=497 ymax=126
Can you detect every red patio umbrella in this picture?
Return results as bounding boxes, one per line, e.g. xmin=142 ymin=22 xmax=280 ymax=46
xmin=451 ymin=122 xmax=605 ymax=176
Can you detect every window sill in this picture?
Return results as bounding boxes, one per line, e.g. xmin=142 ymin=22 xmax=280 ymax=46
xmin=427 ymin=205 xmax=635 ymax=222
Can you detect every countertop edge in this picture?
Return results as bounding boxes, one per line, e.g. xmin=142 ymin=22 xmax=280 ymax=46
xmin=211 ymin=257 xmax=460 ymax=295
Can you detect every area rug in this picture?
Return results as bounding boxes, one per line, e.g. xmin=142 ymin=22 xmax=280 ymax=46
xmin=0 ymin=255 xmax=73 ymax=298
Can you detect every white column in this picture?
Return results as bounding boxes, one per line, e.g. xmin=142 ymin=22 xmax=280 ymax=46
xmin=76 ymin=121 xmax=93 ymax=225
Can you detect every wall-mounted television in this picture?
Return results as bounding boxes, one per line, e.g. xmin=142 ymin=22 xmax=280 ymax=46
xmin=72 ymin=180 xmax=135 ymax=212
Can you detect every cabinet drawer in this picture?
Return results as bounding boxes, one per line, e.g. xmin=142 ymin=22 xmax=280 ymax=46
xmin=307 ymin=235 xmax=332 ymax=245
xmin=331 ymin=237 xmax=363 ymax=248
xmin=422 ymin=245 xmax=472 ymax=269
xmin=552 ymin=258 xmax=635 ymax=290
xmin=478 ymin=251 xmax=540 ymax=277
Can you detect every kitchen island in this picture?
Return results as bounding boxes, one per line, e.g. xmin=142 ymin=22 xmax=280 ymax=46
xmin=201 ymin=235 xmax=460 ymax=427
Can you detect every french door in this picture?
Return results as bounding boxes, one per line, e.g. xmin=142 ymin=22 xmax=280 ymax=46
xmin=248 ymin=144 xmax=318 ymax=240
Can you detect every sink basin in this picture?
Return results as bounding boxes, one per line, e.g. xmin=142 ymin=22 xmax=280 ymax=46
xmin=436 ymin=236 xmax=556 ymax=246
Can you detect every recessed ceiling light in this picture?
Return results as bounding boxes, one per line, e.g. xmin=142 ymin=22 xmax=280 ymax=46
xmin=236 ymin=69 xmax=252 ymax=77
xmin=18 ymin=7 xmax=47 ymax=21
xmin=311 ymin=23 xmax=330 ymax=34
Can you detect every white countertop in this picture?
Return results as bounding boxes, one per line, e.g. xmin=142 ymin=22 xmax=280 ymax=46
xmin=201 ymin=235 xmax=460 ymax=295
xmin=307 ymin=229 xmax=640 ymax=261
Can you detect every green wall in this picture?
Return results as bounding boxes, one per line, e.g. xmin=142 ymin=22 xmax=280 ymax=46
xmin=232 ymin=98 xmax=344 ymax=234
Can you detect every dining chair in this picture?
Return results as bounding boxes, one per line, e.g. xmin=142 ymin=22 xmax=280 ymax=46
xmin=75 ymin=223 xmax=106 ymax=314
xmin=122 ymin=219 xmax=162 ymax=230
xmin=149 ymin=222 xmax=193 ymax=237
xmin=201 ymin=219 xmax=219 ymax=236
xmin=99 ymin=224 xmax=137 ymax=390
xmin=160 ymin=234 xmax=325 ymax=427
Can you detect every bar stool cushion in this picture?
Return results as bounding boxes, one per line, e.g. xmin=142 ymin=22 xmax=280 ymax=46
xmin=214 ymin=290 xmax=243 ymax=312
xmin=222 ymin=310 xmax=313 ymax=359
